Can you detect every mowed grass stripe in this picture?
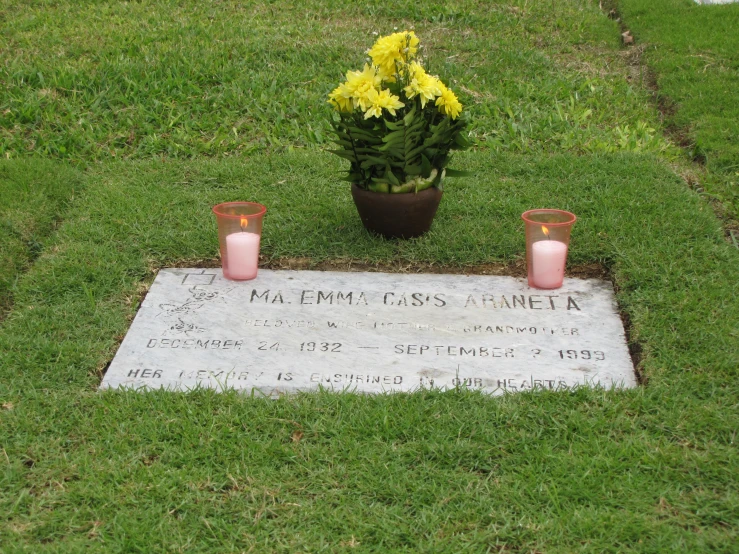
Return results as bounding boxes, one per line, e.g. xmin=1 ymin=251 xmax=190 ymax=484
xmin=1 ymin=0 xmax=669 ymax=160
xmin=0 ymin=160 xmax=82 ymax=318
xmin=1 ymin=386 xmax=736 ymax=551
xmin=615 ymin=0 xmax=739 ymax=217
xmin=0 ymin=152 xmax=737 ymax=549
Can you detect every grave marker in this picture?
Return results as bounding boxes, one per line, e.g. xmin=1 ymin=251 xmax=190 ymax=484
xmin=102 ymin=269 xmax=637 ymax=395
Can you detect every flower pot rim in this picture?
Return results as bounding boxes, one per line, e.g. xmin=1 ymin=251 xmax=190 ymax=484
xmin=351 ymin=183 xmax=441 ymax=195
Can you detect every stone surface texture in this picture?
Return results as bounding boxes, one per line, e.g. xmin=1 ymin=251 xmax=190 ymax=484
xmin=101 ymin=269 xmax=637 ymax=395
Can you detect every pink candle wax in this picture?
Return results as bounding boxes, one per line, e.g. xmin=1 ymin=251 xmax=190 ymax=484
xmin=531 ymin=240 xmax=567 ymax=289
xmin=225 ymin=232 xmax=260 ymax=280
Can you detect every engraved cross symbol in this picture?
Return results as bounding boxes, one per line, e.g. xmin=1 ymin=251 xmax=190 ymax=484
xmin=181 ymin=270 xmax=217 ymax=286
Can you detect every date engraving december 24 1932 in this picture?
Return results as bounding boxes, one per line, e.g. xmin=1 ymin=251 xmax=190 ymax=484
xmin=101 ymin=269 xmax=637 ymax=395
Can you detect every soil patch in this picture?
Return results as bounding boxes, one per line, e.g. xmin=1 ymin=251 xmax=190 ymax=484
xmin=166 ymin=257 xmax=610 ymax=280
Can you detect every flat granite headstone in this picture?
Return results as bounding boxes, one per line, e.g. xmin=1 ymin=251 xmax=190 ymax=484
xmin=101 ymin=269 xmax=637 ymax=395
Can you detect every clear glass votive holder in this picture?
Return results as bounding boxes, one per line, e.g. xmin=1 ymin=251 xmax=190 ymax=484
xmin=522 ymin=209 xmax=577 ymax=290
xmin=212 ymin=202 xmax=267 ymax=281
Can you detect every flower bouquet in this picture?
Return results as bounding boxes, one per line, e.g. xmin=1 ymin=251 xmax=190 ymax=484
xmin=328 ymin=31 xmax=470 ymax=195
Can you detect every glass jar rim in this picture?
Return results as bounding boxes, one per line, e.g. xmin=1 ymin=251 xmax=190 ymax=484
xmin=521 ymin=209 xmax=576 ymax=226
xmin=212 ymin=201 xmax=267 ymax=219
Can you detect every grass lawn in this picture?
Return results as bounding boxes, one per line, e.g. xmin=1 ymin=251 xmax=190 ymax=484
xmin=1 ymin=0 xmax=738 ymax=551
xmin=0 ymin=160 xmax=81 ymax=317
xmin=614 ymin=0 xmax=739 ymax=218
xmin=1 ymin=0 xmax=669 ymax=160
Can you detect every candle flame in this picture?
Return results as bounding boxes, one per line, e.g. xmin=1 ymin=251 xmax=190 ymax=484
xmin=240 ymin=217 xmax=248 ymax=231
xmin=541 ymin=225 xmax=550 ymax=237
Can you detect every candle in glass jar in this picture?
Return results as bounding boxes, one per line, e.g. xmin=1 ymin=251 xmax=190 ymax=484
xmin=225 ymin=232 xmax=259 ymax=280
xmin=531 ymin=239 xmax=567 ymax=289
xmin=225 ymin=216 xmax=260 ymax=280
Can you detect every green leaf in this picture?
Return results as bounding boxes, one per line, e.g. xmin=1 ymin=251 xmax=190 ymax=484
xmin=385 ymin=163 xmax=400 ymax=186
xmin=421 ymin=154 xmax=432 ymax=178
xmin=360 ymin=156 xmax=389 ymax=169
xmin=405 ymin=143 xmax=428 ymax=160
xmin=327 ymin=149 xmax=357 ymax=162
xmin=368 ymin=182 xmax=390 ymax=193
xmin=403 ymin=105 xmax=417 ymax=126
xmin=415 ymin=179 xmax=435 ymax=193
xmin=407 ymin=118 xmax=426 ymax=134
xmin=346 ymin=128 xmax=382 ymax=142
xmin=382 ymin=130 xmax=404 ymax=142
xmin=378 ymin=141 xmax=404 ymax=155
xmin=454 ymin=133 xmax=471 ymax=148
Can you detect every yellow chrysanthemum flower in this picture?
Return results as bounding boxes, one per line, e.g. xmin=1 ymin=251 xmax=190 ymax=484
xmin=376 ymin=65 xmax=396 ymax=84
xmin=403 ymin=62 xmax=443 ymax=108
xmin=406 ymin=61 xmax=425 ymax=81
xmin=328 ymin=84 xmax=353 ymax=112
xmin=435 ymin=82 xmax=463 ymax=119
xmin=368 ymin=31 xmax=420 ymax=78
xmin=363 ymin=88 xmax=405 ymax=119
xmin=343 ymin=63 xmax=383 ymax=111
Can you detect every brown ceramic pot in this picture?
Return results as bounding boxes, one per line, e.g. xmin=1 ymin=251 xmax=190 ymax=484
xmin=351 ymin=184 xmax=443 ymax=239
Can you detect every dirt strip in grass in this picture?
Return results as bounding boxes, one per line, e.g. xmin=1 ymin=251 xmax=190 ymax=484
xmin=609 ymin=0 xmax=739 ymax=221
